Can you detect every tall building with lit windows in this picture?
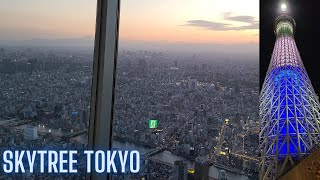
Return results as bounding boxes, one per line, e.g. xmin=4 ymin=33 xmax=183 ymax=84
xmin=259 ymin=2 xmax=320 ymax=179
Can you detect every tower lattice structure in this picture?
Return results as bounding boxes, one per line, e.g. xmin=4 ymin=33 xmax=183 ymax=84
xmin=259 ymin=4 xmax=320 ymax=179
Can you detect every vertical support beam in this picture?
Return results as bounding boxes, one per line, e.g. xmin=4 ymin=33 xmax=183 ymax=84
xmin=88 ymin=0 xmax=120 ymax=179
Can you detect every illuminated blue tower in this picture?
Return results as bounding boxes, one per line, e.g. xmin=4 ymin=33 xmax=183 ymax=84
xmin=259 ymin=2 xmax=320 ymax=179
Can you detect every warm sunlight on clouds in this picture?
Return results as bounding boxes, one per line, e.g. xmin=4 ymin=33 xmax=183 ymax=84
xmin=0 ymin=0 xmax=258 ymax=44
xmin=119 ymin=0 xmax=259 ymax=44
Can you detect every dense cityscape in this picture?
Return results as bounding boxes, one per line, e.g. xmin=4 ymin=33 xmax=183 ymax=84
xmin=0 ymin=47 xmax=259 ymax=179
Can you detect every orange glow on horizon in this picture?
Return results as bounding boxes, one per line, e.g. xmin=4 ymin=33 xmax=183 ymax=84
xmin=119 ymin=25 xmax=258 ymax=44
xmin=0 ymin=0 xmax=258 ymax=45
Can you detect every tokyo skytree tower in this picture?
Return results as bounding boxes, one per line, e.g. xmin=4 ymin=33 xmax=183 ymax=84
xmin=259 ymin=2 xmax=320 ymax=179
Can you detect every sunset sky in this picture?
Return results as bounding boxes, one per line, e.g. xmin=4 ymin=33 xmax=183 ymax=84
xmin=0 ymin=0 xmax=258 ymax=45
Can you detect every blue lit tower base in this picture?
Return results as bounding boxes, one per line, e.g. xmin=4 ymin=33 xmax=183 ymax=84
xmin=259 ymin=3 xmax=320 ymax=179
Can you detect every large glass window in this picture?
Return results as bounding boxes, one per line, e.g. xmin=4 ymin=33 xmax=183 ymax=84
xmin=112 ymin=0 xmax=259 ymax=179
xmin=0 ymin=0 xmax=96 ymax=178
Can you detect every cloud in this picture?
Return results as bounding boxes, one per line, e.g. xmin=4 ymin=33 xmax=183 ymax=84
xmin=223 ymin=12 xmax=257 ymax=24
xmin=230 ymin=22 xmax=259 ymax=30
xmin=183 ymin=12 xmax=258 ymax=31
xmin=183 ymin=20 xmax=231 ymax=31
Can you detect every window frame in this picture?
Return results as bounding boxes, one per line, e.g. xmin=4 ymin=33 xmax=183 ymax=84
xmin=87 ymin=0 xmax=120 ymax=179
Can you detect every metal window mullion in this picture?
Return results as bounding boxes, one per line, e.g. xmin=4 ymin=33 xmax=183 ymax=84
xmin=87 ymin=0 xmax=120 ymax=179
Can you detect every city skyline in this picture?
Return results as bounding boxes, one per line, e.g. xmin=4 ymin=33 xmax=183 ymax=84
xmin=0 ymin=0 xmax=260 ymax=179
xmin=0 ymin=47 xmax=260 ymax=179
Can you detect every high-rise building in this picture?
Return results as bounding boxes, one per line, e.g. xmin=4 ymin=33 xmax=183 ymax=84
xmin=80 ymin=108 xmax=90 ymax=125
xmin=0 ymin=48 xmax=5 ymax=58
xmin=174 ymin=60 xmax=178 ymax=68
xmin=195 ymin=155 xmax=209 ymax=180
xmin=24 ymin=126 xmax=38 ymax=140
xmin=173 ymin=160 xmax=188 ymax=180
xmin=189 ymin=79 xmax=198 ymax=90
xmin=259 ymin=2 xmax=320 ymax=179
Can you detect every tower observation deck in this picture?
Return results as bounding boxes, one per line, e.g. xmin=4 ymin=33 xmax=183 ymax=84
xmin=259 ymin=2 xmax=320 ymax=179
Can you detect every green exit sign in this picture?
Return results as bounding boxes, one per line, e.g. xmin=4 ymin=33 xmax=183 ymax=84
xmin=148 ymin=119 xmax=158 ymax=129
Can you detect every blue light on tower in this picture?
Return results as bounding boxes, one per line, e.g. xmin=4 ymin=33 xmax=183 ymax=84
xmin=259 ymin=2 xmax=320 ymax=179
